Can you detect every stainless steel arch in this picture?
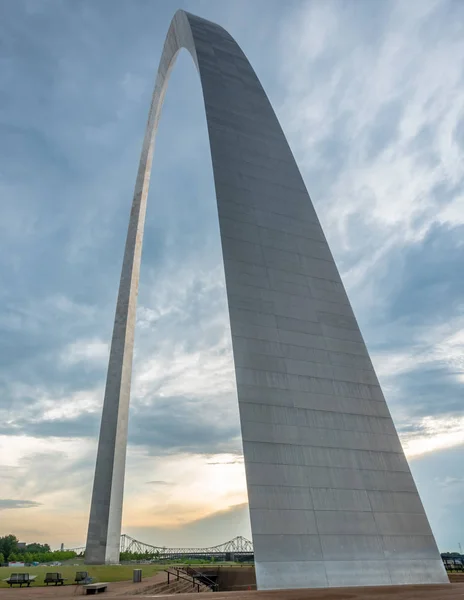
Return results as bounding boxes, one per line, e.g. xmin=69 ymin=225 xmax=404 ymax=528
xmin=86 ymin=9 xmax=448 ymax=589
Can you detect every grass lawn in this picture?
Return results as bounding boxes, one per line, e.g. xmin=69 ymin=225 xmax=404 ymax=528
xmin=0 ymin=564 xmax=163 ymax=587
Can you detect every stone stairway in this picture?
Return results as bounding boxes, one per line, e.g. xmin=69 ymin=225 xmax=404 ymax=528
xmin=131 ymin=575 xmax=212 ymax=596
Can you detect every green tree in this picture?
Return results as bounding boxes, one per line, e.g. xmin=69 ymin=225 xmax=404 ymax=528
xmin=26 ymin=542 xmax=50 ymax=553
xmin=0 ymin=535 xmax=18 ymax=559
xmin=0 ymin=552 xmax=4 ymax=564
xmin=24 ymin=552 xmax=32 ymax=564
xmin=7 ymin=553 xmax=17 ymax=562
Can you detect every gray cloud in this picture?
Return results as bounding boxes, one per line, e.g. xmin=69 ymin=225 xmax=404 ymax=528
xmin=207 ymin=457 xmax=243 ymax=465
xmin=126 ymin=502 xmax=251 ymax=548
xmin=0 ymin=499 xmax=42 ymax=510
xmin=381 ymin=224 xmax=464 ymax=330
xmin=392 ymin=365 xmax=463 ymax=422
xmin=129 ymin=396 xmax=241 ymax=456
xmin=0 ymin=393 xmax=241 ymax=458
xmin=0 ymin=414 xmax=100 ymax=440
xmin=4 ymin=451 xmax=95 ymax=501
xmin=146 ymin=480 xmax=173 ymax=486
xmin=365 ymin=98 xmax=404 ymax=159
xmin=411 ymin=445 xmax=464 ymax=551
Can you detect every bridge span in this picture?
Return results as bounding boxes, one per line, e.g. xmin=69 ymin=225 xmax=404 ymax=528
xmin=68 ymin=534 xmax=254 ymax=560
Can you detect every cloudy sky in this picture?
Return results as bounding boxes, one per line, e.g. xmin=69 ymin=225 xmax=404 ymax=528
xmin=1 ymin=0 xmax=463 ymax=552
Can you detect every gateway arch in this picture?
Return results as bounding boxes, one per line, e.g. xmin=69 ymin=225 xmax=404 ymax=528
xmin=86 ymin=10 xmax=448 ymax=589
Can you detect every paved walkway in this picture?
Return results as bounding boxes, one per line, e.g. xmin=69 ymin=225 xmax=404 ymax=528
xmin=0 ymin=572 xmax=166 ymax=599
xmin=134 ymin=583 xmax=463 ymax=600
xmin=0 ymin=580 xmax=462 ymax=600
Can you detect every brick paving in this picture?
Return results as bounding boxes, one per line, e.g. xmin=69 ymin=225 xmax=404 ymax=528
xmin=139 ymin=582 xmax=463 ymax=599
xmin=0 ymin=572 xmax=166 ymax=599
xmin=0 ymin=578 xmax=462 ymax=600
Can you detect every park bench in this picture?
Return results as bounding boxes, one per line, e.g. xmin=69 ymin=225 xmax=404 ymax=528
xmin=84 ymin=582 xmax=109 ymax=595
xmin=3 ymin=573 xmax=36 ymax=587
xmin=44 ymin=572 xmax=66 ymax=585
xmin=75 ymin=571 xmax=89 ymax=584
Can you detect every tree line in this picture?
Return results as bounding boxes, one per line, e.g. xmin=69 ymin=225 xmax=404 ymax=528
xmin=0 ymin=534 xmax=77 ymax=564
xmin=119 ymin=550 xmax=217 ymax=563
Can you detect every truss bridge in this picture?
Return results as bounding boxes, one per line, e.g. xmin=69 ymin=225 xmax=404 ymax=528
xmin=68 ymin=535 xmax=254 ymax=560
xmin=121 ymin=534 xmax=253 ymax=559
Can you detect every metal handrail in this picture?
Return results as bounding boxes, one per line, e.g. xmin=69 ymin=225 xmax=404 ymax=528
xmin=180 ymin=566 xmax=218 ymax=591
xmin=165 ymin=568 xmax=199 ymax=592
xmin=164 ymin=568 xmax=200 ymax=593
xmin=164 ymin=567 xmax=218 ymax=592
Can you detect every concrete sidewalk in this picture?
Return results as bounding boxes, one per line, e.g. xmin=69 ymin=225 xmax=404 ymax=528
xmin=133 ymin=582 xmax=462 ymax=600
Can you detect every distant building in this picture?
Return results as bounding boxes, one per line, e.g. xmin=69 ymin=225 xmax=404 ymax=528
xmin=60 ymin=543 xmax=64 ymax=552
xmin=17 ymin=543 xmax=26 ymax=550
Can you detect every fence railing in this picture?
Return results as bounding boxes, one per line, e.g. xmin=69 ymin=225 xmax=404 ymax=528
xmin=164 ymin=567 xmax=218 ymax=592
